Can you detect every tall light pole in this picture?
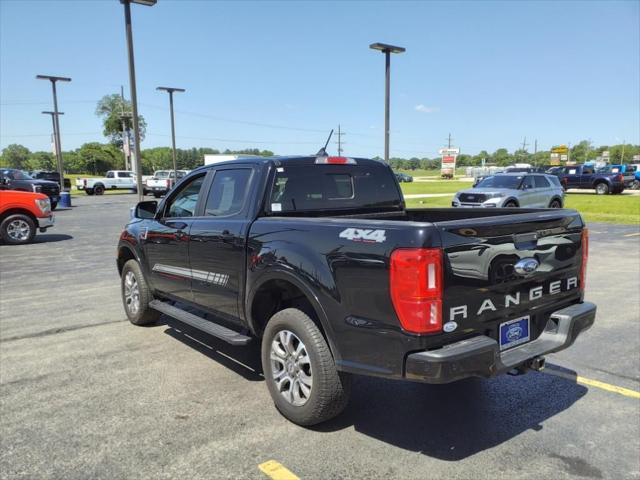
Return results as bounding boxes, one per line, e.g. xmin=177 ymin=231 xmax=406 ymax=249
xmin=156 ymin=87 xmax=185 ymax=176
xmin=121 ymin=0 xmax=157 ymax=202
xmin=369 ymin=43 xmax=405 ymax=163
xmin=41 ymin=111 xmax=64 ymax=174
xmin=36 ymin=75 xmax=71 ymax=191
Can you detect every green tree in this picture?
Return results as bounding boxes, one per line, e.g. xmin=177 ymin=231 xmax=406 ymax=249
xmin=95 ymin=94 xmax=146 ymax=147
xmin=77 ymin=142 xmax=120 ymax=175
xmin=26 ymin=151 xmax=56 ymax=171
xmin=1 ymin=144 xmax=31 ymax=169
xmin=492 ymin=148 xmax=511 ymax=166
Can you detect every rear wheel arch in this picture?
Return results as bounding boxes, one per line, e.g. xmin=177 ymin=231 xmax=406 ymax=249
xmin=247 ymin=272 xmax=338 ymax=357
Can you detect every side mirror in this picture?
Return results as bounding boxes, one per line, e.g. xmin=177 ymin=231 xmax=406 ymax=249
xmin=133 ymin=200 xmax=158 ymax=219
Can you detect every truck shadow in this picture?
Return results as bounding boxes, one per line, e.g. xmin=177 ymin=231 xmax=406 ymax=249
xmin=33 ymin=234 xmax=74 ymax=243
xmin=160 ymin=316 xmax=264 ymax=382
xmin=157 ymin=320 xmax=587 ymax=461
xmin=316 ymin=364 xmax=587 ymax=461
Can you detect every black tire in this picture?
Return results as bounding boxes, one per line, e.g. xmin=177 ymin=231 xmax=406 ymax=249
xmin=94 ymin=184 xmax=105 ymax=195
xmin=504 ymin=200 xmax=518 ymax=208
xmin=632 ymin=180 xmax=640 ymax=190
xmin=549 ymin=199 xmax=562 ymax=208
xmin=85 ymin=189 xmax=95 ymax=196
xmin=153 ymin=192 xmax=163 ymax=198
xmin=1 ymin=213 xmax=36 ymax=245
xmin=595 ymin=182 xmax=609 ymax=195
xmin=261 ymin=308 xmax=351 ymax=426
xmin=121 ymin=259 xmax=160 ymax=326
xmin=50 ymin=201 xmax=58 ymax=210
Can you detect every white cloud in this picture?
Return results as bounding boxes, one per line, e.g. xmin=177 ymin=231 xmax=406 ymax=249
xmin=414 ymin=104 xmax=439 ymax=113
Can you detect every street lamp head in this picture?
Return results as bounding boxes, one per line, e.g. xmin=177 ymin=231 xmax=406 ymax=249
xmin=157 ymin=86 xmax=186 ymax=93
xmin=36 ymin=75 xmax=72 ymax=82
xmin=369 ymin=42 xmax=406 ymax=54
xmin=42 ymin=111 xmax=64 ymax=115
xmin=121 ymin=0 xmax=157 ymax=5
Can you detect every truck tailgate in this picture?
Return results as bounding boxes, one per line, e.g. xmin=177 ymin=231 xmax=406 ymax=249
xmin=434 ymin=210 xmax=585 ymax=348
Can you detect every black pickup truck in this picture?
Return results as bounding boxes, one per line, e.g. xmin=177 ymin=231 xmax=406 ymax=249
xmin=117 ymin=155 xmax=596 ymax=425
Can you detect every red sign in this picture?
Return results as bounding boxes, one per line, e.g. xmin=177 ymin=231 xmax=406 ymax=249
xmin=442 ymin=155 xmax=456 ymax=164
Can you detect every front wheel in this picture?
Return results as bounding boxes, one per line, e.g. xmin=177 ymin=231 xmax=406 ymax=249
xmin=549 ymin=199 xmax=562 ymax=208
xmin=261 ymin=308 xmax=351 ymax=426
xmin=121 ymin=259 xmax=160 ymax=326
xmin=1 ymin=214 xmax=36 ymax=245
xmin=504 ymin=200 xmax=518 ymax=208
xmin=632 ymin=180 xmax=640 ymax=190
xmin=50 ymin=201 xmax=58 ymax=210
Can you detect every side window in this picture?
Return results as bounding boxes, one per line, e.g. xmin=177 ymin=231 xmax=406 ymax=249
xmin=582 ymin=167 xmax=593 ymax=175
xmin=106 ymin=172 xmax=114 ymax=179
xmin=119 ymin=172 xmax=133 ymax=178
xmin=165 ymin=175 xmax=205 ymax=218
xmin=534 ymin=176 xmax=550 ymax=188
xmin=523 ymin=176 xmax=535 ymax=189
xmin=204 ymin=169 xmax=252 ymax=217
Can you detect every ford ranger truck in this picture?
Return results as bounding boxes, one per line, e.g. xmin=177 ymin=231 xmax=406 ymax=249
xmin=117 ymin=155 xmax=596 ymax=426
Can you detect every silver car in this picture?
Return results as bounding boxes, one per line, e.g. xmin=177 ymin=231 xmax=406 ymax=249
xmin=453 ymin=173 xmax=564 ymax=208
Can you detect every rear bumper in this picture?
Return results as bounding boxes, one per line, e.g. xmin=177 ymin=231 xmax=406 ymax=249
xmin=405 ymin=302 xmax=596 ymax=384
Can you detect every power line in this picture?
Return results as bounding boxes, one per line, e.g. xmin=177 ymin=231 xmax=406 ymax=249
xmin=335 ymin=124 xmax=346 ymax=155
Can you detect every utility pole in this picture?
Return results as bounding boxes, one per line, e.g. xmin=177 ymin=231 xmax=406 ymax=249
xmin=120 ymin=86 xmax=132 ymax=171
xmin=521 ymin=136 xmax=529 ymax=151
xmin=36 ymin=75 xmax=71 ymax=192
xmin=621 ymin=140 xmax=626 ymax=162
xmin=447 ymin=133 xmax=453 ymax=149
xmin=533 ymin=139 xmax=538 ymax=166
xmin=41 ymin=111 xmax=63 ymax=173
xmin=369 ymin=42 xmax=405 ymax=162
xmin=335 ymin=124 xmax=346 ymax=156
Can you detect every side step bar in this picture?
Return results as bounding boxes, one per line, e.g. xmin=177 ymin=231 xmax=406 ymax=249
xmin=149 ymin=300 xmax=252 ymax=346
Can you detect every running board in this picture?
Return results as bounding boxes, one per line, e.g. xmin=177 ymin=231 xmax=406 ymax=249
xmin=149 ymin=300 xmax=252 ymax=346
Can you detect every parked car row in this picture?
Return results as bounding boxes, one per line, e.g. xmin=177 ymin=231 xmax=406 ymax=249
xmin=0 ymin=169 xmax=61 ymax=209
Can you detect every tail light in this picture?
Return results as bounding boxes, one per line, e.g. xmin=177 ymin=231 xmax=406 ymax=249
xmin=83 ymin=179 xmax=87 ymax=186
xmin=615 ymin=174 xmax=624 ymax=182
xmin=390 ymin=248 xmax=443 ymax=334
xmin=580 ymin=228 xmax=589 ymax=292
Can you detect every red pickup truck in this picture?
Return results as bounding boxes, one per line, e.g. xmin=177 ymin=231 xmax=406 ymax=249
xmin=0 ymin=190 xmax=54 ymax=244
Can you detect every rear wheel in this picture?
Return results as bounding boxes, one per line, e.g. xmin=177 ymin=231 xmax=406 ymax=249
xmin=595 ymin=182 xmax=609 ymax=195
xmin=1 ymin=214 xmax=36 ymax=245
xmin=121 ymin=259 xmax=160 ymax=326
xmin=261 ymin=308 xmax=351 ymax=426
xmin=94 ymin=184 xmax=105 ymax=195
xmin=549 ymin=199 xmax=562 ymax=208
xmin=85 ymin=189 xmax=95 ymax=196
xmin=153 ymin=192 xmax=163 ymax=198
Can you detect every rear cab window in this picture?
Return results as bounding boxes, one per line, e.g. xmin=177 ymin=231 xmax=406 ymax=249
xmin=269 ymin=163 xmax=401 ymax=213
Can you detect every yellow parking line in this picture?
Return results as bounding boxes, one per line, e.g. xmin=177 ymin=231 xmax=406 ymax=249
xmin=623 ymin=232 xmax=640 ymax=237
xmin=545 ymin=369 xmax=640 ymax=399
xmin=259 ymin=460 xmax=300 ymax=480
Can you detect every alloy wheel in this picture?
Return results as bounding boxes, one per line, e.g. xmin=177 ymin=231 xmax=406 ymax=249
xmin=270 ymin=330 xmax=313 ymax=406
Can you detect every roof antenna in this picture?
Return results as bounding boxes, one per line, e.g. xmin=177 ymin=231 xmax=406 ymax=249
xmin=316 ymin=129 xmax=334 ymax=157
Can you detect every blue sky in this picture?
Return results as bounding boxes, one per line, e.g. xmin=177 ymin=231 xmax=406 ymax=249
xmin=1 ymin=0 xmax=638 ymax=158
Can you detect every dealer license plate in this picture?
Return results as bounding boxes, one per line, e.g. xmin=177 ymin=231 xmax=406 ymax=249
xmin=499 ymin=315 xmax=530 ymax=351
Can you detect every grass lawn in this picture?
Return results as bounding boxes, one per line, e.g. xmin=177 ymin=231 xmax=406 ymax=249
xmin=401 ymin=180 xmax=640 ymax=225
xmin=400 ymin=180 xmax=472 ymax=195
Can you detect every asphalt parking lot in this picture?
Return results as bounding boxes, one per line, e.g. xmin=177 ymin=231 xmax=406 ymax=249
xmin=1 ymin=195 xmax=639 ymax=480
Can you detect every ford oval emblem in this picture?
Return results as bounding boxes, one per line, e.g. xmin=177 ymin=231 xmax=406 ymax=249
xmin=443 ymin=321 xmax=458 ymax=333
xmin=514 ymin=258 xmax=539 ymax=276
